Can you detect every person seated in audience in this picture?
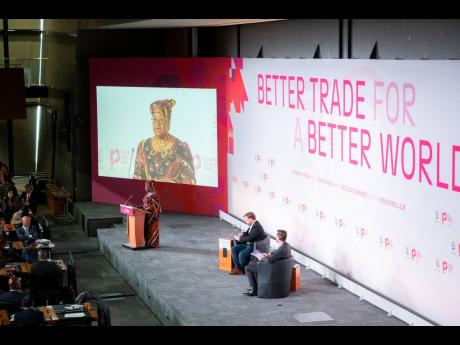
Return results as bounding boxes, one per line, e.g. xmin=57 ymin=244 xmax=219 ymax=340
xmin=243 ymin=229 xmax=292 ymax=297
xmin=16 ymin=215 xmax=40 ymax=263
xmin=0 ymin=276 xmax=26 ymax=312
xmin=11 ymin=207 xmax=40 ymax=232
xmin=229 ymin=211 xmax=266 ymax=275
xmin=30 ymin=249 xmax=62 ymax=305
xmin=2 ymin=190 xmax=22 ymax=224
xmin=11 ymin=294 xmax=45 ymax=326
xmin=20 ymin=185 xmax=39 ymax=216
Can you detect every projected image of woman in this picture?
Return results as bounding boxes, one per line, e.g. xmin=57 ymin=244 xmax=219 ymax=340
xmin=133 ymin=99 xmax=196 ymax=184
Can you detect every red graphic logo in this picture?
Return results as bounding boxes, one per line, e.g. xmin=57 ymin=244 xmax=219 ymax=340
xmin=261 ymin=173 xmax=269 ymax=182
xmin=254 ymin=154 xmax=262 ymax=163
xmin=405 ymin=247 xmax=422 ymax=261
xmin=232 ymin=176 xmax=238 ymax=184
xmin=435 ymin=259 xmax=454 ymax=273
xmin=243 ymin=180 xmax=249 ymax=189
xmin=267 ymin=158 xmax=276 ymax=168
xmin=268 ymin=191 xmax=276 ymax=200
xmin=434 ymin=210 xmax=453 ymax=226
xmin=228 ymin=58 xmax=248 ymax=114
xmin=254 ymin=185 xmax=262 ymax=194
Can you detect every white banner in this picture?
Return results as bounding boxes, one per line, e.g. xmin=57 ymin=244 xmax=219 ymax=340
xmin=228 ymin=58 xmax=460 ymax=325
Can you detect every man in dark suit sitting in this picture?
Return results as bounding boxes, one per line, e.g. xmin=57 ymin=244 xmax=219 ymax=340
xmin=0 ymin=276 xmax=26 ymax=314
xmin=243 ymin=229 xmax=292 ymax=296
xmin=229 ymin=212 xmax=266 ymax=275
xmin=30 ymin=249 xmax=62 ymax=305
xmin=16 ymin=214 xmax=40 ymax=263
xmin=11 ymin=294 xmax=45 ymax=326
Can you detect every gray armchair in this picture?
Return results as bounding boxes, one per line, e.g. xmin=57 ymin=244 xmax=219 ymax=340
xmin=257 ymin=256 xmax=294 ymax=298
xmin=253 ymin=234 xmax=271 ymax=253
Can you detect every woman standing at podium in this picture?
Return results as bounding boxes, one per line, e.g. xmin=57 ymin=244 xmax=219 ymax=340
xmin=142 ymin=180 xmax=161 ymax=248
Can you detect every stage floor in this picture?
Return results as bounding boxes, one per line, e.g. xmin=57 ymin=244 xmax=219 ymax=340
xmin=97 ymin=212 xmax=406 ymax=326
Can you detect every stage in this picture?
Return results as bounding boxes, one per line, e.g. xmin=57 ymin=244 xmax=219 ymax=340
xmin=96 ymin=211 xmax=406 ymax=326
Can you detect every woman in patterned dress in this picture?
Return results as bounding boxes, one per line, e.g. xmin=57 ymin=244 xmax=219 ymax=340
xmin=133 ymin=99 xmax=196 ymax=184
xmin=142 ymin=180 xmax=161 ymax=248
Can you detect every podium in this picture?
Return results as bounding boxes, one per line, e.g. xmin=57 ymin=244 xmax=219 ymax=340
xmin=218 ymin=238 xmax=234 ymax=272
xmin=120 ymin=204 xmax=149 ymax=250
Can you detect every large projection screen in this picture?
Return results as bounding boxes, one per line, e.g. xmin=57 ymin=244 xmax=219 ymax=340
xmin=227 ymin=58 xmax=460 ymax=325
xmin=96 ymin=86 xmax=218 ymax=187
xmin=90 ymin=57 xmax=228 ymax=216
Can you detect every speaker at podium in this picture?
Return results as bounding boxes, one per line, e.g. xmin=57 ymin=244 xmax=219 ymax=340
xmin=120 ymin=204 xmax=150 ymax=250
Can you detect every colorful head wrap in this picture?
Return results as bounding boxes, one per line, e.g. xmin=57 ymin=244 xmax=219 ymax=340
xmin=150 ymin=99 xmax=176 ymax=121
xmin=145 ymin=180 xmax=157 ymax=192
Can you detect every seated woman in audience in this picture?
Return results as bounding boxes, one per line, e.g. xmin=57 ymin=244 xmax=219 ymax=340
xmin=2 ymin=190 xmax=22 ymax=224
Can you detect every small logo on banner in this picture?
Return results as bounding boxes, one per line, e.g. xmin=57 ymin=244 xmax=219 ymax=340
xmin=110 ymin=149 xmax=120 ymax=169
xmin=405 ymin=247 xmax=422 ymax=262
xmin=316 ymin=210 xmax=327 ymax=222
xmin=379 ymin=236 xmax=394 ymax=250
xmin=334 ymin=217 xmax=346 ymax=229
xmin=254 ymin=154 xmax=262 ymax=163
xmin=193 ymin=154 xmax=202 ymax=170
xmin=434 ymin=210 xmax=453 ymax=226
xmin=355 ymin=227 xmax=368 ymax=239
xmin=282 ymin=196 xmax=291 ymax=207
xmin=268 ymin=191 xmax=276 ymax=200
xmin=261 ymin=173 xmax=269 ymax=182
xmin=434 ymin=259 xmax=454 ymax=274
xmin=449 ymin=241 xmax=460 ymax=257
xmin=298 ymin=203 xmax=308 ymax=213
xmin=254 ymin=185 xmax=262 ymax=194
xmin=232 ymin=176 xmax=238 ymax=184
xmin=243 ymin=180 xmax=249 ymax=189
xmin=267 ymin=158 xmax=276 ymax=168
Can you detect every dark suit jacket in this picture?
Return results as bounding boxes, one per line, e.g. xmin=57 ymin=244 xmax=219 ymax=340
xmin=30 ymin=261 xmax=63 ymax=294
xmin=237 ymin=220 xmax=266 ymax=244
xmin=0 ymin=290 xmax=26 ymax=307
xmin=2 ymin=229 xmax=18 ymax=241
xmin=12 ymin=308 xmax=45 ymax=326
xmin=263 ymin=242 xmax=292 ymax=263
xmin=16 ymin=226 xmax=39 ymax=243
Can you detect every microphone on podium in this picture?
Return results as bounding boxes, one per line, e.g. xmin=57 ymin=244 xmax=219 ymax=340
xmin=124 ymin=194 xmax=133 ymax=206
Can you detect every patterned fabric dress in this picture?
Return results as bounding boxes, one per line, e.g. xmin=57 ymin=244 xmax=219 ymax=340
xmin=142 ymin=185 xmax=161 ymax=248
xmin=133 ymin=136 xmax=196 ymax=184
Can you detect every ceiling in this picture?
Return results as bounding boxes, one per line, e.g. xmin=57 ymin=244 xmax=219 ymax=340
xmin=97 ymin=19 xmax=284 ymax=29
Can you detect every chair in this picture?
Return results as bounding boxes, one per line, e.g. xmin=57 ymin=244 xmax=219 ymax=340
xmin=253 ymin=234 xmax=271 ymax=253
xmin=76 ymin=291 xmax=111 ymax=326
xmin=67 ymin=251 xmax=77 ymax=298
xmin=40 ymin=216 xmax=51 ymax=240
xmin=30 ymin=271 xmax=63 ymax=306
xmin=257 ymin=256 xmax=294 ymax=298
xmin=0 ymin=301 xmax=22 ymax=317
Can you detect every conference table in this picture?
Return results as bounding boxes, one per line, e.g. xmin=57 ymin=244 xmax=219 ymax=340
xmin=0 ymin=259 xmax=67 ymax=277
xmin=37 ymin=303 xmax=98 ymax=325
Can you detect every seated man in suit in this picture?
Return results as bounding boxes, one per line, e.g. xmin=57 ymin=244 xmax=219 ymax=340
xmin=243 ymin=229 xmax=292 ymax=296
xmin=20 ymin=185 xmax=39 ymax=216
xmin=16 ymin=214 xmax=40 ymax=262
xmin=0 ymin=276 xmax=26 ymax=314
xmin=229 ymin=212 xmax=266 ymax=275
xmin=11 ymin=294 xmax=45 ymax=326
xmin=30 ymin=249 xmax=62 ymax=305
